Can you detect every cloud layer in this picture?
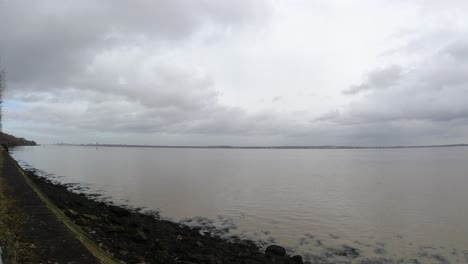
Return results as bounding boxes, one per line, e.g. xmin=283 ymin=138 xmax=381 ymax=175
xmin=2 ymin=0 xmax=468 ymax=145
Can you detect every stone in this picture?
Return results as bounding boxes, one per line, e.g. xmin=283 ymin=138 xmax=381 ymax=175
xmin=83 ymin=214 xmax=101 ymax=221
xmin=106 ymin=224 xmax=126 ymax=233
xmin=65 ymin=209 xmax=79 ymax=218
xmin=265 ymin=245 xmax=286 ymax=257
xmin=291 ymin=255 xmax=303 ymax=264
xmin=110 ymin=206 xmax=131 ymax=217
xmin=133 ymin=229 xmax=148 ymax=242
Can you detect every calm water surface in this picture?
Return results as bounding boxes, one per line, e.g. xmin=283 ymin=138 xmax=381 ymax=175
xmin=11 ymin=145 xmax=468 ymax=263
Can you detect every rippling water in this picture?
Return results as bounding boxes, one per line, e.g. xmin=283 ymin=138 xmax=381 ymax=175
xmin=11 ymin=145 xmax=468 ymax=263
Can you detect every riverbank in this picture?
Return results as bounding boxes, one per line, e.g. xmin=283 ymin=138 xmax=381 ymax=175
xmin=24 ymin=167 xmax=306 ymax=263
xmin=10 ymin=146 xmax=468 ymax=264
xmin=2 ymin=148 xmax=306 ymax=264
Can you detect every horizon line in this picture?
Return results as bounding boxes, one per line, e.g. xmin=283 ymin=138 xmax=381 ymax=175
xmin=51 ymin=143 xmax=468 ymax=150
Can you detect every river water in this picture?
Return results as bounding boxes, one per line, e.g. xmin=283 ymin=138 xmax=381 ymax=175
xmin=11 ymin=145 xmax=468 ymax=263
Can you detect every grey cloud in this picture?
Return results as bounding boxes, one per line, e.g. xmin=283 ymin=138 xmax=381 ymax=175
xmin=0 ymin=0 xmax=267 ymax=87
xmin=1 ymin=0 xmax=276 ymax=140
xmin=3 ymin=1 xmax=468 ymax=145
xmin=343 ymin=65 xmax=402 ymax=95
xmin=72 ymin=63 xmax=218 ymax=112
xmin=335 ymin=38 xmax=468 ymax=128
xmin=313 ymin=110 xmax=340 ymax=122
xmin=443 ymin=39 xmax=468 ymax=60
xmin=299 ymin=36 xmax=468 ymax=145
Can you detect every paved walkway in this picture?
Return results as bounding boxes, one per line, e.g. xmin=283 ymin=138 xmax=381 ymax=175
xmin=1 ymin=150 xmax=99 ymax=263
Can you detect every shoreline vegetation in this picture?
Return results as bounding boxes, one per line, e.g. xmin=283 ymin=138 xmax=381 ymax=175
xmin=0 ymin=132 xmax=36 ymax=147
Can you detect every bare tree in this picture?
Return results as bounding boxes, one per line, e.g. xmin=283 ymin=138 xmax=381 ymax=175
xmin=0 ymin=66 xmax=5 ymax=133
xmin=0 ymin=1 xmax=6 ymax=133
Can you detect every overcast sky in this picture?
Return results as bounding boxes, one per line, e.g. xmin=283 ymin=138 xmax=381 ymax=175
xmin=1 ymin=0 xmax=468 ymax=145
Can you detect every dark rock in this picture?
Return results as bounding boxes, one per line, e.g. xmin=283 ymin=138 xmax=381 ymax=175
xmin=105 ymin=224 xmax=126 ymax=233
xmin=65 ymin=209 xmax=79 ymax=218
xmin=343 ymin=245 xmax=359 ymax=258
xmin=110 ymin=206 xmax=131 ymax=217
xmin=265 ymin=245 xmax=286 ymax=257
xmin=74 ymin=217 xmax=88 ymax=225
xmin=133 ymin=229 xmax=148 ymax=242
xmin=291 ymin=255 xmax=303 ymax=264
xmin=83 ymin=214 xmax=101 ymax=221
xmin=26 ymin=168 xmax=311 ymax=264
xmin=330 ymin=245 xmax=359 ymax=258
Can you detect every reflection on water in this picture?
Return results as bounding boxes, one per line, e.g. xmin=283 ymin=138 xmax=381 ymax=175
xmin=11 ymin=145 xmax=468 ymax=263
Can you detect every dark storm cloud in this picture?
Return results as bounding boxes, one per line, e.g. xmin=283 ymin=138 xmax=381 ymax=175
xmin=0 ymin=0 xmax=266 ymax=87
xmin=1 ymin=0 xmax=276 ymax=138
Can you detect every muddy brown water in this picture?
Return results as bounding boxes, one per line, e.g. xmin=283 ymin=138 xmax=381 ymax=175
xmin=11 ymin=145 xmax=468 ymax=263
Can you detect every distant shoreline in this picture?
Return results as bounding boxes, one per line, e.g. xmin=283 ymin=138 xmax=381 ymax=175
xmin=53 ymin=143 xmax=468 ymax=150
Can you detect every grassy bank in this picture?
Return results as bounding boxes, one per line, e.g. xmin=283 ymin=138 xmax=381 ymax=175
xmin=0 ymin=152 xmax=36 ymax=263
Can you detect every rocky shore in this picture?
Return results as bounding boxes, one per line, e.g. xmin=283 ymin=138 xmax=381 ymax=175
xmin=25 ymin=168 xmax=307 ymax=264
xmin=10 ymin=152 xmax=459 ymax=263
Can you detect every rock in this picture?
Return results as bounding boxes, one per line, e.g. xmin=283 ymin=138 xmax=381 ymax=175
xmin=265 ymin=245 xmax=286 ymax=257
xmin=105 ymin=224 xmax=126 ymax=233
xmin=74 ymin=217 xmax=88 ymax=225
xmin=341 ymin=245 xmax=359 ymax=258
xmin=65 ymin=209 xmax=79 ymax=218
xmin=110 ymin=206 xmax=131 ymax=217
xmin=329 ymin=245 xmax=359 ymax=258
xmin=83 ymin=214 xmax=101 ymax=221
xmin=133 ymin=229 xmax=148 ymax=242
xmin=291 ymin=255 xmax=303 ymax=264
